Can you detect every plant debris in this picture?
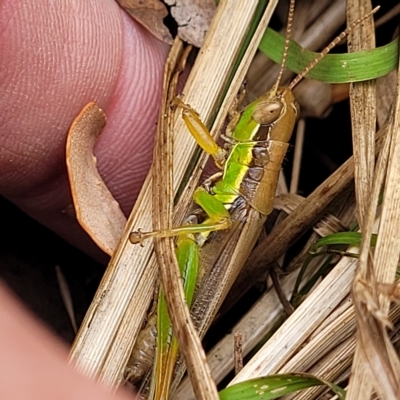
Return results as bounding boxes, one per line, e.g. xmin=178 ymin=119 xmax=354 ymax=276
xmin=117 ymin=0 xmax=173 ymax=44
xmin=66 ymin=102 xmax=127 ymax=256
xmin=165 ymin=0 xmax=216 ymax=47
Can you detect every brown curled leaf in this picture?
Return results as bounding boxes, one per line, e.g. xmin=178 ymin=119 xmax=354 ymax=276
xmin=66 ymin=102 xmax=127 ymax=256
xmin=117 ymin=0 xmax=173 ymax=45
xmin=165 ymin=0 xmax=216 ymax=47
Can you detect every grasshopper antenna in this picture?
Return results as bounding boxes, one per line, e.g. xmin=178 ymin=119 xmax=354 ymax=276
xmin=271 ymin=0 xmax=296 ymax=95
xmin=288 ymin=6 xmax=380 ymax=91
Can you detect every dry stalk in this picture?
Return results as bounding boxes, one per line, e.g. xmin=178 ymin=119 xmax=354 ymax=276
xmin=151 ymin=39 xmax=219 ymax=400
xmin=346 ymin=3 xmax=379 ymax=396
xmin=348 ymin=0 xmax=376 ymax=225
xmin=347 ymin=1 xmax=400 ymax=399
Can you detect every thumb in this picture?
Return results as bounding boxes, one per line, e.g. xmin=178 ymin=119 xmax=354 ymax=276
xmin=0 ymin=0 xmax=169 ymax=260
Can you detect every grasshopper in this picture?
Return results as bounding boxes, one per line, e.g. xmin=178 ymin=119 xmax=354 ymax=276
xmin=128 ymin=1 xmax=379 ymax=398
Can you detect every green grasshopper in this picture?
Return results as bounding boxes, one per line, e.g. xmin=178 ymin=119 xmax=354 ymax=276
xmin=128 ymin=2 xmax=379 ymax=398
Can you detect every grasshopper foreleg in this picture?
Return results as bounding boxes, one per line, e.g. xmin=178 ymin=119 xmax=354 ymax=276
xmin=174 ymin=98 xmax=227 ymax=169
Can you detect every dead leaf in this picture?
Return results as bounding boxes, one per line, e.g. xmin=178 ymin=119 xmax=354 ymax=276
xmin=117 ymin=0 xmax=173 ymax=45
xmin=165 ymin=0 xmax=216 ymax=47
xmin=66 ymin=102 xmax=127 ymax=256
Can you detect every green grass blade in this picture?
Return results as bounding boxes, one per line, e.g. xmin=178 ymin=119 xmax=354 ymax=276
xmin=153 ymin=235 xmax=200 ymax=399
xmin=219 ymin=373 xmax=346 ymax=400
xmin=260 ymin=28 xmax=398 ymax=83
xmin=309 ymin=231 xmax=377 ymax=254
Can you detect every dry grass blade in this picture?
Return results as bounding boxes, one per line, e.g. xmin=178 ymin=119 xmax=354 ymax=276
xmin=350 ymin=63 xmax=400 ymax=400
xmin=290 ymin=118 xmax=306 ymax=194
xmin=348 ymin=0 xmax=376 ymax=224
xmin=286 ymin=338 xmax=355 ymax=400
xmin=151 ymin=39 xmax=219 ymax=399
xmin=347 ymin=84 xmax=391 ymax=400
xmin=229 ymin=256 xmax=359 ymax=385
xmin=280 ymin=298 xmax=356 ymax=374
xmin=347 ymin=1 xmax=400 ymax=399
xmin=55 ymin=265 xmax=78 ymax=334
xmin=70 ymin=0 xmax=269 ymax=388
xmin=234 ymin=332 xmax=244 ymax=376
xmin=345 ymin=2 xmax=380 ymax=396
xmin=285 ymin=304 xmax=400 ymax=400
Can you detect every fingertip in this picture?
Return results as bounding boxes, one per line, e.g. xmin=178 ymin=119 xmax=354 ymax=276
xmin=95 ymin=8 xmax=169 ymax=213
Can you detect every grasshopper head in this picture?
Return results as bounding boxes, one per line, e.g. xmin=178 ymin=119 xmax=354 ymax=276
xmin=252 ymin=87 xmax=299 ymax=142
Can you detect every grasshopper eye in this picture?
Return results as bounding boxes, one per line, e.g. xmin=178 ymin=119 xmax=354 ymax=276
xmin=252 ymin=100 xmax=284 ymax=125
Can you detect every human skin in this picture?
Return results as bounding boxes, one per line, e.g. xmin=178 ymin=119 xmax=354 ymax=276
xmin=0 ymin=0 xmax=169 ymax=397
xmin=0 ymin=0 xmax=169 ymax=261
xmin=0 ymin=281 xmax=136 ymax=399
